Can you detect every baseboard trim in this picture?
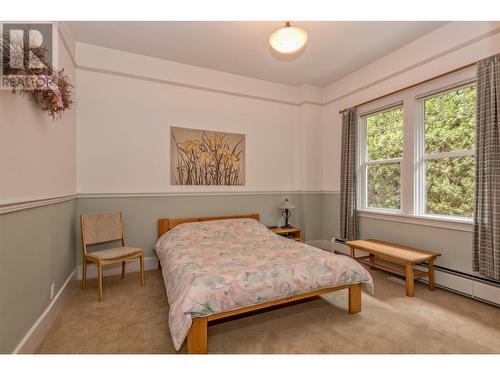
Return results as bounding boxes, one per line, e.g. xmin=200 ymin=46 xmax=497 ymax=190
xmin=76 ymin=256 xmax=158 ymax=280
xmin=13 ymin=268 xmax=77 ymax=354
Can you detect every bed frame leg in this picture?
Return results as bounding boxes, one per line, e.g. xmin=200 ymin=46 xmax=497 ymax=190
xmin=348 ymin=284 xmax=361 ymax=314
xmin=187 ymin=317 xmax=208 ymax=354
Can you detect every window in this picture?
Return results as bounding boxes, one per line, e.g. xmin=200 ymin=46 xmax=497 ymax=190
xmin=360 ymin=106 xmax=403 ymax=210
xmin=358 ymin=73 xmax=476 ymax=223
xmin=420 ymin=85 xmax=476 ymax=217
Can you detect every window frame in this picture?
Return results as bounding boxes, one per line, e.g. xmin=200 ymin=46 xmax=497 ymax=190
xmin=359 ymin=103 xmax=404 ymax=213
xmin=415 ymin=83 xmax=476 ymax=219
xmin=356 ymin=67 xmax=476 ymax=230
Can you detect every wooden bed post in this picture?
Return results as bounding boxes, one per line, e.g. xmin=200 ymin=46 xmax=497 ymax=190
xmin=348 ymin=284 xmax=361 ymax=314
xmin=187 ymin=317 xmax=208 ymax=354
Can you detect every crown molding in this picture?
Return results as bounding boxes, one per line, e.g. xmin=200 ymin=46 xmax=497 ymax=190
xmin=324 ymin=26 xmax=500 ymax=105
xmin=77 ymin=65 xmax=323 ymax=107
xmin=57 ymin=22 xmax=77 ymax=67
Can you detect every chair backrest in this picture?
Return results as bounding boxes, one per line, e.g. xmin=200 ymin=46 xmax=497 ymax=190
xmin=81 ymin=212 xmax=125 ymax=255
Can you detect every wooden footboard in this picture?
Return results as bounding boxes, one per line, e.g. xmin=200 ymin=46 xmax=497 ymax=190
xmin=186 ymin=283 xmax=362 ymax=354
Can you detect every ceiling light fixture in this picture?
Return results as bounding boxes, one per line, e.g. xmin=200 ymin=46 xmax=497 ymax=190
xmin=269 ymin=22 xmax=308 ymax=55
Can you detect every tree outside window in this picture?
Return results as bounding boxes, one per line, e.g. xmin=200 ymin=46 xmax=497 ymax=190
xmin=363 ymin=106 xmax=403 ymax=210
xmin=423 ymin=86 xmax=476 ymax=217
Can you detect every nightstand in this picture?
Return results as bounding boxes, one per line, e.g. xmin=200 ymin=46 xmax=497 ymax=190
xmin=269 ymin=227 xmax=301 ymax=241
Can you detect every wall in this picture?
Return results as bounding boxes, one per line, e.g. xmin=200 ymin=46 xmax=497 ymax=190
xmin=0 ymin=26 xmax=76 ymax=204
xmin=76 ymin=193 xmax=323 ymax=265
xmin=0 ymin=200 xmax=76 ymax=353
xmin=76 ymin=67 xmax=300 ymax=194
xmin=321 ymin=21 xmax=500 ymax=275
xmin=75 ymin=43 xmax=325 ymax=262
xmin=0 ymin=22 xmax=77 ymax=353
xmin=76 ymin=43 xmax=325 ymax=194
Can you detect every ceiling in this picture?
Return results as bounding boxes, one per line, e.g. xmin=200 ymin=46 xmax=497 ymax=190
xmin=68 ymin=21 xmax=447 ymax=87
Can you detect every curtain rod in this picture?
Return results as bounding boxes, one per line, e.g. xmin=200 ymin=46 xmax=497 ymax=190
xmin=338 ymin=61 xmax=478 ymax=114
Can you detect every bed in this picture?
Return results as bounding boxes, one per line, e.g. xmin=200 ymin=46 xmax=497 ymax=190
xmin=155 ymin=214 xmax=373 ymax=353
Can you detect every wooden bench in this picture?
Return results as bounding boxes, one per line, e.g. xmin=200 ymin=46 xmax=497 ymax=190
xmin=346 ymin=239 xmax=441 ymax=297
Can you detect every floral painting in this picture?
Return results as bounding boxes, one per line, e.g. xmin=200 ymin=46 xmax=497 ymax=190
xmin=170 ymin=127 xmax=245 ymax=185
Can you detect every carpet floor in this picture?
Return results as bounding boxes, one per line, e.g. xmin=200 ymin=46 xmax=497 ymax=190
xmin=36 ymin=268 xmax=500 ymax=354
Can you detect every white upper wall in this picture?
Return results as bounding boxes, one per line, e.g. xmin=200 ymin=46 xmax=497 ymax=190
xmin=321 ymin=21 xmax=500 ymax=192
xmin=0 ymin=23 xmax=77 ymax=204
xmin=76 ymin=43 xmax=324 ymax=194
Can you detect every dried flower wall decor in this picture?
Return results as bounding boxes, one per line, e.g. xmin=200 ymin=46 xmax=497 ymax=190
xmin=171 ymin=127 xmax=245 ymax=186
xmin=1 ymin=32 xmax=73 ymax=120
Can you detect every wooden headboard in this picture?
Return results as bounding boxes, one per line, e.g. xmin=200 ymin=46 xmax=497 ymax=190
xmin=157 ymin=213 xmax=260 ymax=238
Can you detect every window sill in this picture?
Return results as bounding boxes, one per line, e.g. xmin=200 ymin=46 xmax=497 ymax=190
xmin=357 ymin=209 xmax=473 ymax=232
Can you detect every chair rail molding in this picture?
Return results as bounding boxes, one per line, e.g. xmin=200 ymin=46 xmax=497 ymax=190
xmin=0 ymin=194 xmax=77 ymax=215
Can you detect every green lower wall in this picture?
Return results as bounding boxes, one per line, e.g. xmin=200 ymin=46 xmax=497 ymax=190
xmin=76 ymin=193 xmax=325 ymax=264
xmin=321 ymin=193 xmax=474 ymax=274
xmin=77 ymin=192 xmax=474 ymax=274
xmin=322 ymin=193 xmax=341 ymax=241
xmin=0 ymin=200 xmax=76 ymax=353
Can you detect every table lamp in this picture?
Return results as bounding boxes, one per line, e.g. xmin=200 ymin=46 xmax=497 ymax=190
xmin=279 ymin=198 xmax=296 ymax=228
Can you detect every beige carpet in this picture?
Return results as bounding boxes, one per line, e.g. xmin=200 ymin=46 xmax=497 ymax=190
xmin=36 ymin=268 xmax=500 ymax=354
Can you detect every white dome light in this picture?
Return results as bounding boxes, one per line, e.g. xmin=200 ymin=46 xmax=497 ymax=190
xmin=269 ymin=22 xmax=308 ymax=55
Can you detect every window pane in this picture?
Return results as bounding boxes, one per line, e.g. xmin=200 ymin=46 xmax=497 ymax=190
xmin=424 ymin=86 xmax=476 ymax=154
xmin=367 ymin=163 xmax=401 ymax=209
xmin=367 ymin=106 xmax=403 ymax=160
xmin=426 ymin=156 xmax=474 ymax=217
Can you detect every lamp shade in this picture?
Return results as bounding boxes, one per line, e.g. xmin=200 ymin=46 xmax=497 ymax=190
xmin=269 ymin=22 xmax=308 ymax=55
xmin=279 ymin=198 xmax=296 ymax=210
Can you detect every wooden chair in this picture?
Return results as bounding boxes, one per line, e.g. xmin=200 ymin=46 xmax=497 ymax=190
xmin=80 ymin=211 xmax=144 ymax=302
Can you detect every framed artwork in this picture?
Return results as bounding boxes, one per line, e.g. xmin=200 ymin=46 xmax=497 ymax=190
xmin=170 ymin=126 xmax=245 ymax=185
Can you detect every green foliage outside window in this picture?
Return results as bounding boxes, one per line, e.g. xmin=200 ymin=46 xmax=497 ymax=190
xmin=425 ymin=157 xmax=474 ymax=217
xmin=364 ymin=86 xmax=475 ymax=217
xmin=367 ymin=163 xmax=401 ymax=209
xmin=367 ymin=107 xmax=403 ymax=160
xmin=366 ymin=107 xmax=403 ymax=209
xmin=424 ymin=86 xmax=476 ymax=217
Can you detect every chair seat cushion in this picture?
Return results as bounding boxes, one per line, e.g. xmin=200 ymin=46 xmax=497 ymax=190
xmin=90 ymin=246 xmax=142 ymax=260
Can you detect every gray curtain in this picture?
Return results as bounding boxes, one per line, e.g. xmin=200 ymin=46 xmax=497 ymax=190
xmin=340 ymin=107 xmax=359 ymax=240
xmin=473 ymin=53 xmax=500 ymax=280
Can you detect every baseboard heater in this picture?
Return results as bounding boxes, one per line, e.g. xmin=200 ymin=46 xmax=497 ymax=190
xmin=306 ymin=239 xmax=500 ymax=307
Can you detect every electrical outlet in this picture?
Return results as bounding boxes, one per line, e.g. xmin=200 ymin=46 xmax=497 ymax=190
xmin=50 ymin=283 xmax=55 ymax=300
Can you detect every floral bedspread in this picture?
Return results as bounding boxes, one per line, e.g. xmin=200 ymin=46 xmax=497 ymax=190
xmin=154 ymin=218 xmax=373 ymax=351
